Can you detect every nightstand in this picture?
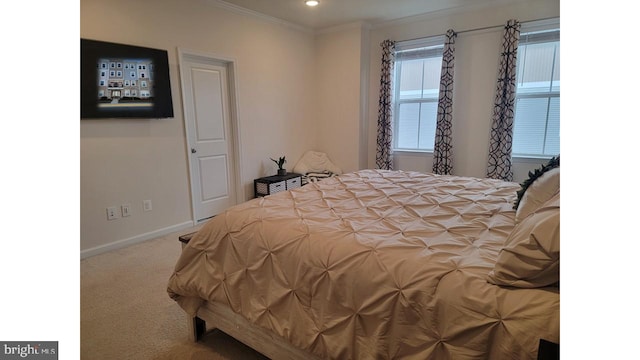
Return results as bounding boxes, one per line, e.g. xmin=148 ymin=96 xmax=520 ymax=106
xmin=254 ymin=173 xmax=302 ymax=197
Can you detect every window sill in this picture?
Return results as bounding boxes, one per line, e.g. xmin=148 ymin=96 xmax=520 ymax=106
xmin=512 ymin=155 xmax=554 ymax=164
xmin=393 ymin=150 xmax=434 ymax=155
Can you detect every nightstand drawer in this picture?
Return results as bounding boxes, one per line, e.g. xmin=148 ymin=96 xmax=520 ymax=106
xmin=286 ymin=177 xmax=301 ymax=190
xmin=254 ymin=173 xmax=302 ymax=197
xmin=255 ymin=180 xmax=286 ymax=196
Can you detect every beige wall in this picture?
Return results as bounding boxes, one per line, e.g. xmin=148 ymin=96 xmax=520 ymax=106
xmin=81 ymin=0 xmax=317 ymax=254
xmin=366 ymin=0 xmax=560 ymax=182
xmin=314 ymin=24 xmax=369 ymax=173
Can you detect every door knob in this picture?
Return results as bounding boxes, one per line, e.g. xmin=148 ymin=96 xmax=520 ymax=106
xmin=191 ymin=148 xmax=197 ymax=153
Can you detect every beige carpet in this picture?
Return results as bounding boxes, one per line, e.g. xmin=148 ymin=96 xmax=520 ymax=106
xmin=81 ymin=226 xmax=269 ymax=359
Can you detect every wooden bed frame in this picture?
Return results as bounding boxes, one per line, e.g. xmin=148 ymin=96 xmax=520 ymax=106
xmin=190 ymin=301 xmax=322 ymax=360
xmin=188 ymin=297 xmax=559 ymax=360
xmin=179 ymin=232 xmax=321 ymax=360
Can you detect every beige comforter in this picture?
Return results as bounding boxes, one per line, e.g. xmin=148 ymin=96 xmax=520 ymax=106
xmin=168 ymin=170 xmax=559 ymax=359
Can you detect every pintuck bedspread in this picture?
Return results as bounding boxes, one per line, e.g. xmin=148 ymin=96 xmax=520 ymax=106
xmin=167 ymin=169 xmax=559 ymax=359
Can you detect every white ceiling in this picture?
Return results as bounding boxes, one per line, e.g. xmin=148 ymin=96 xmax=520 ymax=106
xmin=214 ymin=0 xmax=528 ymax=30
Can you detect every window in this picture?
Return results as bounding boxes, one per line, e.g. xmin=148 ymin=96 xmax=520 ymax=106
xmin=512 ymin=24 xmax=560 ymax=158
xmin=392 ymin=36 xmax=445 ymax=151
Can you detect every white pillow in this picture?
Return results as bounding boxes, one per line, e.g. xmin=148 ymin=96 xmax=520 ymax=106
xmin=515 ymin=167 xmax=559 ymax=223
xmin=293 ymin=151 xmax=342 ymax=175
xmin=488 ymin=193 xmax=560 ymax=288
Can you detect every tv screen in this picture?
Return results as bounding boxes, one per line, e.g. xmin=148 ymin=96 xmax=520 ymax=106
xmin=80 ymin=39 xmax=174 ymax=119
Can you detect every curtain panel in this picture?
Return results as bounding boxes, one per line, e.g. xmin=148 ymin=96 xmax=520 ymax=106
xmin=376 ymin=39 xmax=396 ymax=170
xmin=432 ymin=29 xmax=457 ymax=175
xmin=486 ymin=19 xmax=521 ymax=181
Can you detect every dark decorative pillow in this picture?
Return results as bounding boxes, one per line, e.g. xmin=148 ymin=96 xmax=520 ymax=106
xmin=513 ymin=155 xmax=560 ymax=210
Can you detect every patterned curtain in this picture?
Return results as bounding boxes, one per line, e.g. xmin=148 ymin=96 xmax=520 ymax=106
xmin=432 ymin=29 xmax=457 ymax=175
xmin=376 ymin=39 xmax=396 ymax=170
xmin=486 ymin=19 xmax=521 ymax=181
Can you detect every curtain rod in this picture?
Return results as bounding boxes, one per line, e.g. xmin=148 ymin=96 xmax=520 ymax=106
xmin=398 ymin=16 xmax=559 ymax=43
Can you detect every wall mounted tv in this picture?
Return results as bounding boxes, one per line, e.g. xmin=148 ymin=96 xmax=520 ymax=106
xmin=81 ymin=39 xmax=174 ymax=119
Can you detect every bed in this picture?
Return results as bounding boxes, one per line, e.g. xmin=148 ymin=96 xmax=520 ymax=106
xmin=167 ymin=168 xmax=560 ymax=359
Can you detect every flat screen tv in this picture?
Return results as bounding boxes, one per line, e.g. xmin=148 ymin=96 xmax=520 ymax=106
xmin=81 ymin=39 xmax=174 ymax=119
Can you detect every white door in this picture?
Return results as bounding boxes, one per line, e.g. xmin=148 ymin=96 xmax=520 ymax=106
xmin=179 ymin=51 xmax=238 ymax=223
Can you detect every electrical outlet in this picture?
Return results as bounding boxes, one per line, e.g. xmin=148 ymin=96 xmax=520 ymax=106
xmin=121 ymin=204 xmax=131 ymax=217
xmin=106 ymin=206 xmax=119 ymax=220
xmin=143 ymin=200 xmax=153 ymax=212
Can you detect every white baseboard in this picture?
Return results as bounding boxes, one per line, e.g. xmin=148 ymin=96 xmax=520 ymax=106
xmin=81 ymin=220 xmax=196 ymax=259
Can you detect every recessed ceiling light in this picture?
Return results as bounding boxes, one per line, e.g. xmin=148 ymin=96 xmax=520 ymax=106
xmin=305 ymin=0 xmax=319 ymax=7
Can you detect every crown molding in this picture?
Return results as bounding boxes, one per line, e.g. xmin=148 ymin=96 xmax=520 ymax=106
xmin=205 ymin=0 xmax=550 ymax=36
xmin=316 ymin=21 xmax=372 ymax=35
xmin=207 ymin=0 xmax=314 ymax=33
xmin=371 ymin=0 xmax=532 ymax=29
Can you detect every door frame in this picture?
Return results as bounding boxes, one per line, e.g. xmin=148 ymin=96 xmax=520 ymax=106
xmin=177 ymin=48 xmax=244 ymax=224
